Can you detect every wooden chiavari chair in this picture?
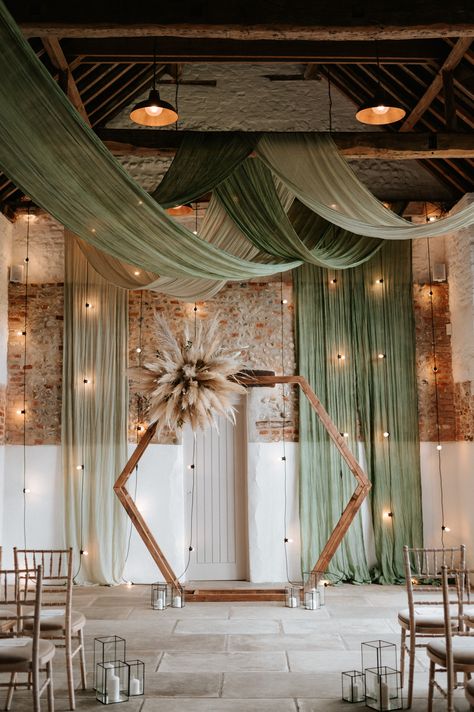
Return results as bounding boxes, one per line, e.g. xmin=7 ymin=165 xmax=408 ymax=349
xmin=14 ymin=549 xmax=86 ymax=711
xmin=0 ymin=565 xmax=55 ymax=711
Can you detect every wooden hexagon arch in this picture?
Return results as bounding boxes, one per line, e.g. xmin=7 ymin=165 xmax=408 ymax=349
xmin=114 ymin=374 xmax=371 ymax=595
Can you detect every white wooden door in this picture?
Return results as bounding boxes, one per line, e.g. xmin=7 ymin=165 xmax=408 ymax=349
xmin=184 ymin=399 xmax=247 ymax=581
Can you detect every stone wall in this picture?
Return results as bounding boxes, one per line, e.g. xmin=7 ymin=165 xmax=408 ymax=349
xmin=128 ymin=279 xmax=297 ymax=444
xmin=6 ymin=284 xmax=63 ymax=445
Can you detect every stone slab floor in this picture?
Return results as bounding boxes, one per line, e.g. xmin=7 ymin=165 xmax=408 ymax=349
xmin=0 ymin=583 xmax=470 ymax=711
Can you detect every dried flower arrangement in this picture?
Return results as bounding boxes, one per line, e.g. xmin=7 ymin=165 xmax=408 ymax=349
xmin=129 ymin=315 xmax=245 ymax=433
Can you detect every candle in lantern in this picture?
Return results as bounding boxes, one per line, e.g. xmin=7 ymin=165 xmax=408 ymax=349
xmin=172 ymin=595 xmax=182 ymax=608
xmin=108 ymin=672 xmax=120 ymax=703
xmin=129 ymin=676 xmax=142 ymax=695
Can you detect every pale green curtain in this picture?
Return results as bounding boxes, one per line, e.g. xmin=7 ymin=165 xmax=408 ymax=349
xmin=257 ymin=134 xmax=474 ymax=239
xmin=152 ymin=132 xmax=257 ymax=207
xmin=295 ymin=241 xmax=423 ymax=583
xmin=63 ymin=239 xmax=129 ymax=584
xmin=216 ymin=159 xmax=383 ymax=268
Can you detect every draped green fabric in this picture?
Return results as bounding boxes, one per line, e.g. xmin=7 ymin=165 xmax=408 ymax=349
xmin=0 ymin=3 xmax=296 ymax=282
xmin=295 ymin=241 xmax=423 ymax=583
xmin=257 ymin=134 xmax=474 ymax=239
xmin=152 ymin=132 xmax=257 ymax=207
xmin=63 ymin=239 xmax=129 ymax=584
xmin=217 ymin=159 xmax=383 ymax=268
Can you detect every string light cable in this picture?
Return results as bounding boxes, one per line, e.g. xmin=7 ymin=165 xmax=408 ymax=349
xmin=426 ymin=233 xmax=447 ymax=545
xmin=22 ymin=206 xmax=31 ymax=549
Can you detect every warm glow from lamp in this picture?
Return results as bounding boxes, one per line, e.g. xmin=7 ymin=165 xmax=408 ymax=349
xmin=130 ymin=90 xmax=178 ymax=127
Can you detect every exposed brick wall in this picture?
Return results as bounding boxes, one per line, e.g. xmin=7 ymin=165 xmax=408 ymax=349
xmin=128 ymin=280 xmax=297 ymax=444
xmin=6 ymin=284 xmax=63 ymax=445
xmin=413 ymin=282 xmax=456 ymax=442
xmin=3 ymin=262 xmax=468 ymax=446
xmin=454 ymin=382 xmax=474 ymax=441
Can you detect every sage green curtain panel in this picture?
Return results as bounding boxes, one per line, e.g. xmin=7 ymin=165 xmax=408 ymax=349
xmin=152 ymin=132 xmax=258 ymax=207
xmin=295 ymin=241 xmax=422 ymax=583
xmin=63 ymin=239 xmax=129 ymax=584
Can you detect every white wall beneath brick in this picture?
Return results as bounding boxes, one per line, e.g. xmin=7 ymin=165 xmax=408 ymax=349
xmin=0 ymin=213 xmax=12 ymax=549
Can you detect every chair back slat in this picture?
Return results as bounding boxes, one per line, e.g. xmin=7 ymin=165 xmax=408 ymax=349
xmin=0 ymin=565 xmax=43 ymax=639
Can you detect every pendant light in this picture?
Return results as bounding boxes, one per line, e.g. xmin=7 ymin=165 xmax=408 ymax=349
xmin=355 ymin=45 xmax=406 ymax=126
xmin=130 ymin=40 xmax=178 ymax=127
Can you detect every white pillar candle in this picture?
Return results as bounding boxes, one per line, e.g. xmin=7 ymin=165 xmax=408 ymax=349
xmin=288 ymin=596 xmax=297 ymax=608
xmin=352 ymin=681 xmax=361 ymax=702
xmin=380 ymin=681 xmax=390 ymax=710
xmin=129 ymin=676 xmax=142 ymax=695
xmin=172 ymin=595 xmax=182 ymax=608
xmin=97 ymin=662 xmax=114 ymax=694
xmin=108 ymin=673 xmax=120 ymax=703
xmin=317 ymin=583 xmax=326 ymax=605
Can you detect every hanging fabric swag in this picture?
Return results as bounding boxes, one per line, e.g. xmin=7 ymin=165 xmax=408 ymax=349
xmin=295 ymin=241 xmax=423 ymax=583
xmin=1 ymin=0 xmax=474 ymax=290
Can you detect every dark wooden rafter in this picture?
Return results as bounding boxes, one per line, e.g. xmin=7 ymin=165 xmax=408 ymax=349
xmin=96 ymin=128 xmax=474 ymax=160
xmin=42 ymin=37 xmax=90 ymax=125
xmin=400 ymin=37 xmax=472 ymax=131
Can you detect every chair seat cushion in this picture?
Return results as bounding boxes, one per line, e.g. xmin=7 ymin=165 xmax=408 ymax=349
xmin=398 ymin=607 xmax=450 ymax=630
xmin=466 ymin=678 xmax=474 ymax=705
xmin=0 ymin=637 xmax=55 ymax=667
xmin=24 ymin=608 xmax=86 ymax=633
xmin=427 ymin=638 xmax=474 ymax=666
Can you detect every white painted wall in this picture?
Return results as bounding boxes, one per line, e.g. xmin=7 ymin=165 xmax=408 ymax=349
xmin=247 ymin=442 xmax=300 ymax=583
xmin=1 ymin=446 xmax=64 ymax=567
xmin=122 ymin=444 xmax=186 ymax=585
xmin=420 ymin=442 xmax=474 ymax=569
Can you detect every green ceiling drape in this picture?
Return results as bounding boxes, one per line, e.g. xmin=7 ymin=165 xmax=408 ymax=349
xmin=152 ymin=132 xmax=258 ymax=207
xmin=295 ymin=241 xmax=423 ymax=583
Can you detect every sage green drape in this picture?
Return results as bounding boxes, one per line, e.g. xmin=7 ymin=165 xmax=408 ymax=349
xmin=216 ymin=159 xmax=383 ymax=268
xmin=63 ymin=239 xmax=128 ymax=584
xmin=295 ymin=241 xmax=423 ymax=583
xmin=152 ymin=132 xmax=257 ymax=207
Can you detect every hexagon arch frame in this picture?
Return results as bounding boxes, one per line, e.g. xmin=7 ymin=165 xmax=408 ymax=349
xmin=114 ymin=374 xmax=371 ymax=595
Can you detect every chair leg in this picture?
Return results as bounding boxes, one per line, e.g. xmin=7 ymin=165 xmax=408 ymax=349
xmin=428 ymin=659 xmax=435 ymax=712
xmin=5 ymin=673 xmax=16 ymax=711
xmin=32 ymin=664 xmax=40 ymax=712
xmin=65 ymin=635 xmax=76 ymax=711
xmin=78 ymin=628 xmax=87 ymax=689
xmin=400 ymin=628 xmax=406 ymax=689
xmin=47 ymin=660 xmax=54 ymax=712
xmin=407 ymin=634 xmax=416 ymax=709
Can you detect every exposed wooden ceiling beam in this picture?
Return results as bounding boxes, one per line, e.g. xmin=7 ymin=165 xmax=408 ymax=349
xmin=400 ymin=37 xmax=472 ymax=131
xmin=20 ymin=23 xmax=474 ymax=42
xmin=42 ymin=37 xmax=91 ymax=126
xmin=94 ymin=129 xmax=474 ymax=159
xmin=57 ymin=38 xmax=446 ymax=64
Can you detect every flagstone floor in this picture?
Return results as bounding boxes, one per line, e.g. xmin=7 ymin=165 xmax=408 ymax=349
xmin=1 ymin=582 xmax=469 ymax=711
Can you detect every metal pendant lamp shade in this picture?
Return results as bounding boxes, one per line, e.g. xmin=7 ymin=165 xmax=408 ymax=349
xmin=130 ymin=38 xmax=178 ymax=127
xmin=130 ymin=89 xmax=178 ymax=126
xmin=356 ymin=88 xmax=406 ymax=126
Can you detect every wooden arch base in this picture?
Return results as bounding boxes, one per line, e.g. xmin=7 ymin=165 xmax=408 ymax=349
xmin=114 ymin=375 xmax=371 ymax=598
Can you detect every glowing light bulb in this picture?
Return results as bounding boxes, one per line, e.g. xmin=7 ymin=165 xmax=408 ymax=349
xmin=76 ymin=465 xmax=84 ymax=471
xmin=372 ymin=104 xmax=390 ymax=115
xmin=23 ymin=487 xmax=31 ymax=494
xmin=337 ymin=354 xmax=345 ymax=360
xmin=330 ymin=203 xmax=338 ymax=209
xmin=383 ymin=510 xmax=393 ymax=519
xmin=136 ymin=425 xmax=143 ymax=432
xmin=378 ymin=353 xmax=386 ymax=359
xmin=17 ymin=409 xmax=25 ymax=415
xmin=138 ymin=200 xmax=143 ymax=206
xmin=376 ymin=278 xmax=384 ymax=285
xmin=281 ymin=299 xmax=288 ymax=305
xmin=144 ymin=104 xmax=163 ymax=117
xmin=383 ymin=431 xmax=390 ymax=438
xmin=187 ymin=464 xmax=195 ymax=470
xmin=126 ymin=580 xmax=133 ymax=587
xmin=428 ymin=216 xmax=437 ymax=222
xmin=134 ymin=270 xmax=141 ymax=276
xmin=136 ymin=347 xmax=142 ymax=354
xmin=436 ymin=444 xmax=442 ymax=451
xmin=80 ymin=549 xmax=89 ymax=556
xmin=85 ymin=303 xmax=91 ymax=309
xmin=193 ymin=230 xmax=198 ymax=235
xmin=442 ymin=525 xmax=451 ymax=532
xmin=17 ymin=330 xmax=26 ymax=336
xmin=91 ymin=228 xmax=96 ymax=234
xmin=83 ymin=378 xmax=89 ymax=384
xmin=433 ymin=366 xmax=439 ymax=373
xmin=284 ymin=537 xmax=294 ymax=543
xmin=342 ymin=432 xmax=349 ymax=438
xmin=188 ymin=546 xmax=194 ymax=552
